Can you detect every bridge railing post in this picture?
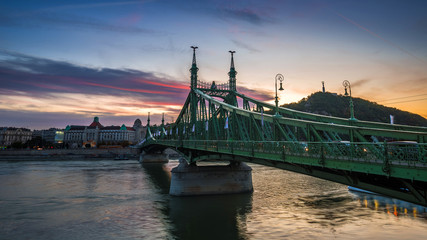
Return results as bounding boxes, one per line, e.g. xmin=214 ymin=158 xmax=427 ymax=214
xmin=383 ymin=141 xmax=390 ymax=173
xmin=319 ymin=143 xmax=325 ymax=165
xmin=420 ymin=144 xmax=426 ymax=163
xmin=281 ymin=142 xmax=286 ymax=161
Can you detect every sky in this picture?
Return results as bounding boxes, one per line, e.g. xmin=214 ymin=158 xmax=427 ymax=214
xmin=1 ymin=0 xmax=426 ymax=129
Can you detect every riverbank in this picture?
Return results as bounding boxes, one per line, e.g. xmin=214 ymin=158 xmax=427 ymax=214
xmin=0 ymin=148 xmax=180 ymax=161
xmin=0 ymin=148 xmax=140 ymax=161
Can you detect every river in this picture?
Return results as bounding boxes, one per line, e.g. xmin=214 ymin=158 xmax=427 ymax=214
xmin=0 ymin=159 xmax=426 ymax=239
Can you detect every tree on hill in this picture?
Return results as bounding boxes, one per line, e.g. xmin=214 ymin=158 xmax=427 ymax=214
xmin=282 ymin=92 xmax=427 ymax=127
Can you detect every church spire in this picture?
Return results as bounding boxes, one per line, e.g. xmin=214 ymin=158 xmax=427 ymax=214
xmin=190 ymin=46 xmax=199 ymax=88
xmin=228 ymin=50 xmax=237 ymax=91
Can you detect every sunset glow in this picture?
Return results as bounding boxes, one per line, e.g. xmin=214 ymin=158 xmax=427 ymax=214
xmin=0 ymin=0 xmax=426 ymax=129
xmin=136 ymin=79 xmax=190 ymax=90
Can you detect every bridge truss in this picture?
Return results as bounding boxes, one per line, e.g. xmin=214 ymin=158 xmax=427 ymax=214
xmin=141 ymin=47 xmax=427 ymax=206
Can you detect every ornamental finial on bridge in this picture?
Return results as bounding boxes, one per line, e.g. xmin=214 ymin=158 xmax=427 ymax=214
xmin=229 ymin=50 xmax=235 ymax=69
xmin=228 ymin=50 xmax=237 ymax=91
xmin=191 ymin=46 xmax=198 ymax=65
xmin=190 ymin=46 xmax=199 ymax=89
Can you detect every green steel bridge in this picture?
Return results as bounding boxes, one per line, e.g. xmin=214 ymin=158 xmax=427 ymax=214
xmin=140 ymin=47 xmax=427 ymax=206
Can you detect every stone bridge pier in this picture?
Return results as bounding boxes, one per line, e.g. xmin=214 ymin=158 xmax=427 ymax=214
xmin=139 ymin=150 xmax=169 ymax=163
xmin=169 ymin=160 xmax=253 ymax=196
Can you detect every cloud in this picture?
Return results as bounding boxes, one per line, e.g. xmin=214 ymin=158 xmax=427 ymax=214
xmin=216 ymin=6 xmax=273 ymax=25
xmin=0 ymin=50 xmax=274 ymax=129
xmin=0 ymin=10 xmax=156 ymax=34
xmin=0 ymin=109 xmax=165 ymax=130
xmin=351 ymin=79 xmax=371 ymax=88
xmin=231 ymin=39 xmax=260 ymax=53
xmin=0 ymin=49 xmax=187 ymax=93
xmin=237 ymin=86 xmax=273 ymax=101
xmin=220 ymin=8 xmax=263 ymax=24
xmin=38 ymin=13 xmax=156 ymax=34
xmin=39 ymin=1 xmax=148 ymax=12
xmin=0 ymin=50 xmax=189 ymax=120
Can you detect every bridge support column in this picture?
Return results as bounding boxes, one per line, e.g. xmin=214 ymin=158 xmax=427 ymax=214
xmin=169 ymin=160 xmax=253 ymax=196
xmin=139 ymin=152 xmax=169 ymax=163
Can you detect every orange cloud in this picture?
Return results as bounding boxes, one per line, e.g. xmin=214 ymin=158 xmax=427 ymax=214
xmin=78 ymin=81 xmax=175 ymax=95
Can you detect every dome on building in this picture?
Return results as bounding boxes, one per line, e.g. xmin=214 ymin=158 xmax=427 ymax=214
xmin=133 ymin=119 xmax=142 ymax=127
xmin=120 ymin=124 xmax=127 ymax=130
xmin=89 ymin=116 xmax=103 ymax=128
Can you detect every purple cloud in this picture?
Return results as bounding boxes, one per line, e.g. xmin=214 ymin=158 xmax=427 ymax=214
xmin=0 ymin=50 xmax=189 ymax=103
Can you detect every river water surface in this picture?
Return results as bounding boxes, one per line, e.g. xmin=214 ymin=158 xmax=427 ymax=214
xmin=1 ymin=159 xmax=426 ymax=240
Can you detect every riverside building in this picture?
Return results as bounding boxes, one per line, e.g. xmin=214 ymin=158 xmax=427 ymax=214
xmin=0 ymin=127 xmax=32 ymax=148
xmin=63 ymin=117 xmax=146 ymax=148
xmin=33 ymin=128 xmax=64 ymax=144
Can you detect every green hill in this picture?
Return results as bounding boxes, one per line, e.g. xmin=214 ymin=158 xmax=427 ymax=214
xmin=282 ymin=92 xmax=427 ymax=127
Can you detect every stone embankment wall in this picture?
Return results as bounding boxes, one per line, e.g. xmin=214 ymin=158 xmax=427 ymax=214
xmin=0 ymin=148 xmax=140 ymax=161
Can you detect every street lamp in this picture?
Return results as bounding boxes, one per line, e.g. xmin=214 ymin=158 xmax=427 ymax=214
xmin=342 ymin=80 xmax=356 ymax=121
xmin=275 ymin=74 xmax=284 ymax=116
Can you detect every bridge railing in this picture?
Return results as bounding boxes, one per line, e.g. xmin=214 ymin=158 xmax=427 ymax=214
xmin=196 ymin=80 xmax=229 ymax=90
xmin=149 ymin=139 xmax=427 ymax=167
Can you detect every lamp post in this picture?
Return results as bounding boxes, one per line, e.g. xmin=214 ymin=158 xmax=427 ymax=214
xmin=343 ymin=80 xmax=356 ymax=121
xmin=275 ymin=74 xmax=284 ymax=116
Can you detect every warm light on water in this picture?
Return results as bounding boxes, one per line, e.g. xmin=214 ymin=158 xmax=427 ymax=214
xmin=0 ymin=159 xmax=426 ymax=239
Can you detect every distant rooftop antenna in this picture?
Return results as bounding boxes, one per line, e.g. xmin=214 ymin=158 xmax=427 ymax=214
xmin=322 ymin=81 xmax=325 ymax=93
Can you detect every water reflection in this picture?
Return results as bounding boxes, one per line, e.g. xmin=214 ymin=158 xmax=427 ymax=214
xmin=2 ymin=160 xmax=427 ymax=239
xmin=168 ymin=194 xmax=252 ymax=240
xmin=298 ymin=191 xmax=359 ymax=227
xmin=141 ymin=161 xmax=253 ymax=240
xmin=140 ymin=162 xmax=171 ymax=194
xmin=348 ymin=189 xmax=427 ymax=220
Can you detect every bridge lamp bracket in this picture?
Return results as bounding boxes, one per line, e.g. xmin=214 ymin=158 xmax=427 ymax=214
xmin=275 ymin=74 xmax=284 ymax=116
